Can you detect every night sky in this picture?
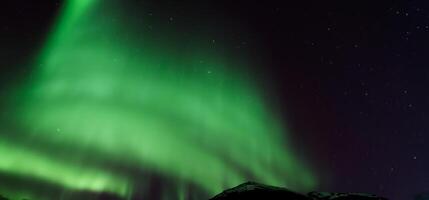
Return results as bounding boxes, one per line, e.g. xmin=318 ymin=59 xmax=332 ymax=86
xmin=1 ymin=0 xmax=429 ymax=199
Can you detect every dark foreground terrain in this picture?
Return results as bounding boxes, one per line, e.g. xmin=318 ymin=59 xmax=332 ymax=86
xmin=211 ymin=182 xmax=388 ymax=200
xmin=2 ymin=181 xmax=416 ymax=200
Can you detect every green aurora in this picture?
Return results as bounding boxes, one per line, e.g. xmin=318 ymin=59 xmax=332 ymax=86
xmin=0 ymin=0 xmax=316 ymax=199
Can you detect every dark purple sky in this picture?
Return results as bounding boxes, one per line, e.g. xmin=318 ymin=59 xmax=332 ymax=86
xmin=246 ymin=1 xmax=429 ymax=199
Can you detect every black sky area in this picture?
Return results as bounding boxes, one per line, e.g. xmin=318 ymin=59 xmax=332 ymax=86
xmin=1 ymin=0 xmax=429 ymax=199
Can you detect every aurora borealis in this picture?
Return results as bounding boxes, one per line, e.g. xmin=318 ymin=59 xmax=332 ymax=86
xmin=0 ymin=0 xmax=315 ymax=199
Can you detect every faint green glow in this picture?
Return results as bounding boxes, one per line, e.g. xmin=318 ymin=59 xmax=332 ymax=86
xmin=3 ymin=0 xmax=316 ymax=199
xmin=0 ymin=141 xmax=130 ymax=196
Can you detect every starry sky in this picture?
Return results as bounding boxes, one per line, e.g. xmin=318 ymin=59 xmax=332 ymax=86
xmin=1 ymin=0 xmax=429 ymax=200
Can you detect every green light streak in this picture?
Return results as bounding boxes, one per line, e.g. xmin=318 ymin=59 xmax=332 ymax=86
xmin=2 ymin=0 xmax=316 ymax=199
xmin=0 ymin=141 xmax=130 ymax=197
